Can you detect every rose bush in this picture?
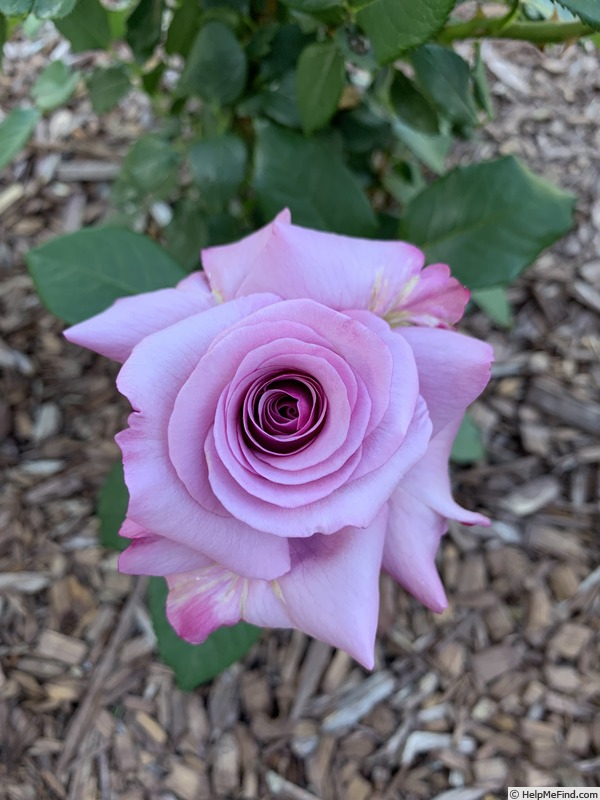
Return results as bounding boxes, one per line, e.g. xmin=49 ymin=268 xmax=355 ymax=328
xmin=65 ymin=210 xmax=493 ymax=668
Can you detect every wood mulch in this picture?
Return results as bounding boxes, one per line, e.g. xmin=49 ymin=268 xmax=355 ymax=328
xmin=0 ymin=25 xmax=599 ymax=800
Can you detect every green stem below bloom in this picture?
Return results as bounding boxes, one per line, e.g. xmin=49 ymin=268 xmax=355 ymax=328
xmin=438 ymin=18 xmax=594 ymax=45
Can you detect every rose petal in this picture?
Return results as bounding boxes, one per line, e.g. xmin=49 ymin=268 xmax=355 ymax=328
xmin=383 ymin=416 xmax=490 ymax=611
xmin=383 ymin=488 xmax=448 ymax=612
xmin=399 ymin=415 xmax=491 ymax=526
xmin=64 ymin=273 xmax=215 ymax=363
xmin=203 ymin=213 xmax=427 ymax=314
xmin=119 ymin=531 xmax=213 ymax=575
xmin=397 ymin=327 xmax=493 ymax=434
xmin=202 ymin=209 xmax=291 ymax=301
xmin=166 ymin=508 xmax=388 ymax=668
xmin=385 ymin=263 xmax=470 ymax=328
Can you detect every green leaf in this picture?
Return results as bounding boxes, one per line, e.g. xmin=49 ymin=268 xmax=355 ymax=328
xmin=189 ymin=134 xmax=247 ymax=210
xmin=390 ymin=116 xmax=451 ymax=174
xmin=107 ymin=6 xmax=130 ymax=39
xmin=0 ymin=0 xmax=30 ymax=13
xmin=280 ymin=0 xmax=345 ymax=23
xmin=0 ymin=17 xmax=5 ymax=65
xmin=164 ymin=198 xmax=208 ymax=271
xmin=0 ymin=0 xmax=75 ymax=16
xmin=257 ymin=24 xmax=311 ymax=83
xmin=32 ymin=0 xmax=76 ymax=16
xmin=97 ymin=460 xmax=129 ymax=552
xmin=0 ymin=107 xmax=40 ymax=170
xmin=281 ymin=0 xmax=343 ymax=10
xmin=399 ymin=156 xmax=575 ymax=289
xmin=357 ymin=0 xmax=455 ymax=63
xmin=338 ymin=105 xmax=391 ymax=154
xmin=259 ymin=71 xmax=302 ymax=128
xmin=148 ymin=577 xmax=262 ymax=690
xmin=165 ymin=0 xmax=201 ymax=56
xmin=87 ymin=64 xmax=130 ymax=114
xmin=26 ymin=227 xmax=186 ymax=324
xmin=471 ymin=286 xmax=513 ymax=328
xmin=31 ymin=60 xmax=80 ymax=111
xmin=207 ymin=212 xmax=242 ymax=246
xmin=451 ymin=414 xmax=485 ymax=464
xmin=126 ymin=0 xmax=164 ymax=63
xmin=382 ymin=160 xmax=425 ymax=206
xmin=141 ymin=62 xmax=165 ymax=95
xmin=253 ymin=122 xmax=376 ymax=237
xmin=411 ymin=45 xmax=479 ymax=129
xmin=556 ymin=0 xmax=600 ymax=27
xmin=390 ymin=71 xmax=439 ymax=134
xmin=178 ymin=21 xmax=247 ymax=106
xmin=296 ymin=41 xmax=345 ymax=134
xmin=54 ymin=0 xmax=111 ymax=51
xmin=118 ymin=133 xmax=179 ymax=200
xmin=472 ymin=43 xmax=493 ymax=118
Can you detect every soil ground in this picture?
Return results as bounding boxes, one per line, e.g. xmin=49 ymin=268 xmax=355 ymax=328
xmin=0 ymin=25 xmax=599 ymax=800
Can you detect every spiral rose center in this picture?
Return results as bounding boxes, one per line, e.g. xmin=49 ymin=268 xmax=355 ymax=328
xmin=242 ymin=371 xmax=327 ymax=456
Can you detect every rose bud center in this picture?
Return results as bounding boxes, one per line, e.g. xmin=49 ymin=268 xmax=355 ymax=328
xmin=242 ymin=371 xmax=327 ymax=456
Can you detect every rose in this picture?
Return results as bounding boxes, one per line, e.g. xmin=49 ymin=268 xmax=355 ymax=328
xmin=65 ymin=210 xmax=492 ymax=668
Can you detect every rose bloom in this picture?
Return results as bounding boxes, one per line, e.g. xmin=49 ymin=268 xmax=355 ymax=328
xmin=66 ymin=210 xmax=492 ymax=668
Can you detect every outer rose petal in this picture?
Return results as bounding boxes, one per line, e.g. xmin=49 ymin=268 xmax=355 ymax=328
xmin=383 ymin=416 xmax=490 ymax=611
xmin=166 ymin=508 xmax=388 ymax=668
xmin=119 ymin=531 xmax=213 ymax=575
xmin=64 ymin=272 xmax=215 ymax=363
xmin=383 ymin=490 xmax=448 ymax=612
xmin=399 ymin=416 xmax=490 ymax=526
xmin=202 ymin=213 xmax=468 ymax=327
xmin=203 ymin=209 xmax=291 ymax=301
xmin=398 ymin=327 xmax=493 ymax=434
xmin=384 ymin=264 xmax=470 ymax=328
xmin=203 ymin=212 xmax=425 ymax=310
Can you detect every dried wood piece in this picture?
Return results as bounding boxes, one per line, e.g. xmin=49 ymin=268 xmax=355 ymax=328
xmin=484 ymin=602 xmax=515 ymax=641
xmin=548 ymin=623 xmax=593 ymax=660
xmin=549 ymin=564 xmax=580 ymax=600
xmin=401 ymin=732 xmax=476 ymax=767
xmin=164 ymin=762 xmax=208 ymax=800
xmin=473 ymin=757 xmax=509 ymax=788
xmin=321 ymin=649 xmax=352 ymax=694
xmin=208 ymin=664 xmax=241 ymax=739
xmin=565 ymin=723 xmax=590 ymax=756
xmin=436 ymin=641 xmax=467 ymax=679
xmin=345 ymin=773 xmax=372 ymax=800
xmin=35 ymin=630 xmax=87 ymax=665
xmin=524 ymin=587 xmax=553 ymax=644
xmin=322 ymin=672 xmax=396 ymax=732
xmin=544 ymin=665 xmax=581 ymax=693
xmin=266 ymin=771 xmax=322 ymax=800
xmin=500 ymin=475 xmax=561 ymax=516
xmin=56 ymin=577 xmax=147 ymax=774
xmin=56 ymin=160 xmax=121 ymax=182
xmin=290 ymin=639 xmax=332 ymax=720
xmin=134 ymin=711 xmax=167 ymax=746
xmin=472 ymin=644 xmax=523 ymax=685
xmin=0 ymin=572 xmax=50 ymax=592
xmin=306 ymin=735 xmax=336 ymax=799
xmin=212 ymin=731 xmax=240 ymax=795
xmin=527 ymin=377 xmax=600 ymax=434
xmin=527 ymin=525 xmax=589 ymax=562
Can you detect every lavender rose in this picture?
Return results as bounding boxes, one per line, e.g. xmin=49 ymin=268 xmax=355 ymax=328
xmin=66 ymin=211 xmax=492 ymax=668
